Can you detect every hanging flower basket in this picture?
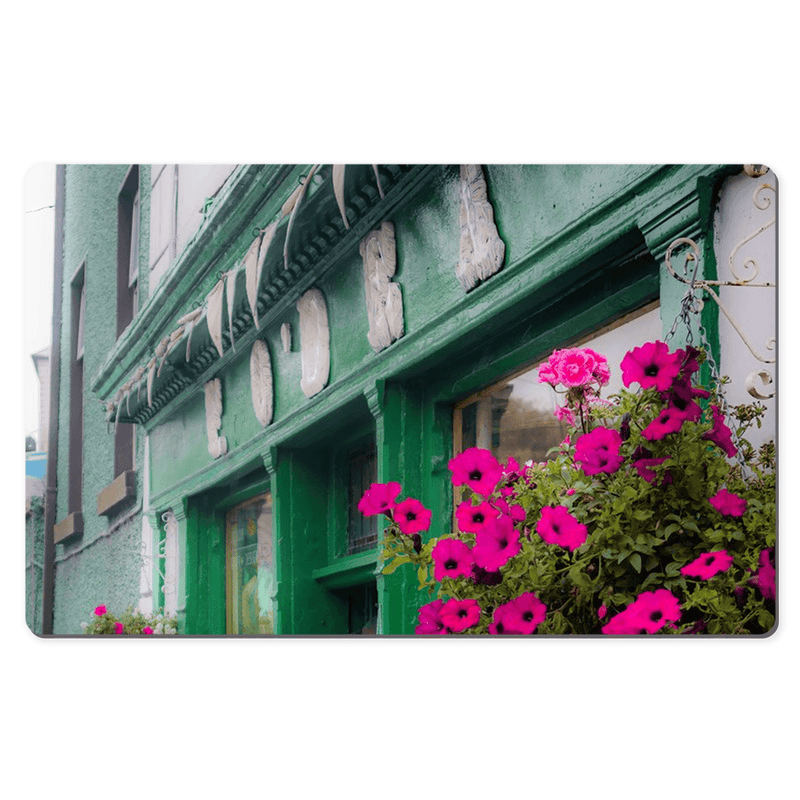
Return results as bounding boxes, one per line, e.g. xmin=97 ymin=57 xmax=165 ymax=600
xmin=81 ymin=605 xmax=178 ymax=635
xmin=364 ymin=340 xmax=776 ymax=635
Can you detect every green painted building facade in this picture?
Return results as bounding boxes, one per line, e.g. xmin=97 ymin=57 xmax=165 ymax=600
xmin=43 ymin=163 xmax=770 ymax=635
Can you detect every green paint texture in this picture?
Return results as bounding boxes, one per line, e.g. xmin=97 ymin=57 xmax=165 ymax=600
xmin=48 ymin=163 xmax=736 ymax=634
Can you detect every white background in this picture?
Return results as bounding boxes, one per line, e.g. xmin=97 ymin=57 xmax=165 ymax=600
xmin=5 ymin=3 xmax=796 ymax=799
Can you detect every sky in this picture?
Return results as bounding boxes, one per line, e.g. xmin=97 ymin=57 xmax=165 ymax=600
xmin=23 ymin=163 xmax=55 ymax=448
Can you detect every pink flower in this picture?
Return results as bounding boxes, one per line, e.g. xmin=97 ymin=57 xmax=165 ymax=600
xmin=681 ymin=550 xmax=734 ymax=580
xmin=537 ymin=361 xmax=560 ymax=385
xmin=584 ymin=348 xmax=611 ymax=386
xmin=94 ymin=605 xmax=107 ymax=616
xmin=566 ymin=488 xmax=576 ymax=496
xmin=662 ymin=375 xmax=708 ymax=423
xmin=393 ymin=497 xmax=432 ymax=535
xmin=456 ymin=499 xmax=500 ymax=533
xmin=621 ymin=341 xmax=682 ymax=391
xmin=602 ymin=589 xmax=681 ymax=634
xmin=415 ymin=600 xmax=450 ymax=635
xmin=748 ymin=548 xmax=775 ymax=600
xmin=574 ymin=427 xmax=624 ymax=475
xmin=642 ymin=407 xmax=686 ymax=441
xmin=535 ymin=505 xmax=588 ymax=551
xmin=143 ymin=626 xmax=154 ymax=635
xmin=491 ymin=497 xmax=526 ymax=522
xmin=114 ymin=622 xmax=125 ymax=634
xmin=358 ymin=482 xmax=402 ymax=516
xmin=472 ymin=515 xmax=521 ymax=571
xmin=632 ymin=457 xmax=671 ymax=485
xmin=554 ymin=348 xmax=597 ymax=386
xmin=491 ymin=592 xmax=547 ymax=634
xmin=709 ymin=488 xmax=747 ymax=517
xmin=431 ymin=538 xmax=474 ymax=582
xmin=598 ymin=605 xmax=607 ymax=620
xmin=440 ymin=598 xmax=481 ymax=633
xmin=554 ymin=404 xmax=576 ymax=426
xmin=448 ymin=447 xmax=503 ymax=497
xmin=702 ymin=405 xmax=737 ymax=458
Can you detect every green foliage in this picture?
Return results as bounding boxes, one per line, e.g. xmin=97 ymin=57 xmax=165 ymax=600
xmin=379 ymin=350 xmax=775 ymax=635
xmin=82 ymin=606 xmax=178 ymax=635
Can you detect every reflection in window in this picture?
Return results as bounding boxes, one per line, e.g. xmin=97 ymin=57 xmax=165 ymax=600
xmin=225 ymin=493 xmax=275 ymax=634
xmin=454 ymin=305 xmax=662 ymax=467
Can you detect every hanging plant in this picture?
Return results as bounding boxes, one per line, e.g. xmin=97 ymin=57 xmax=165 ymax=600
xmin=366 ymin=340 xmax=776 ymax=635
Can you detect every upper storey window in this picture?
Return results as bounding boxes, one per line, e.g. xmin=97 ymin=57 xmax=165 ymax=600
xmin=117 ymin=165 xmax=140 ymax=338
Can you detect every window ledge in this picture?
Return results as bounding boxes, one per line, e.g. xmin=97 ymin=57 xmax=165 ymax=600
xmin=312 ymin=551 xmax=379 ymax=590
xmin=54 ymin=512 xmax=83 ymax=543
xmin=96 ymin=470 xmax=137 ymax=516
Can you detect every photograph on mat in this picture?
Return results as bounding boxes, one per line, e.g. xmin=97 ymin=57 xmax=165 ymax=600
xmin=24 ymin=164 xmax=776 ymax=636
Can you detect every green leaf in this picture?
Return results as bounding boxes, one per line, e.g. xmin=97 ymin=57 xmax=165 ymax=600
xmin=629 ymin=553 xmax=642 ymax=573
xmin=382 ymin=556 xmax=411 ymax=575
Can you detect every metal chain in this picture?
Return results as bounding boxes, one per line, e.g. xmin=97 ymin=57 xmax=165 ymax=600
xmin=665 ymin=244 xmax=748 ymax=469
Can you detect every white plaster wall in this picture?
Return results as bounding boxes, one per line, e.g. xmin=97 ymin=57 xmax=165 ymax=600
xmin=713 ymin=169 xmax=777 ymax=451
xmin=175 ymin=164 xmax=236 ymax=254
xmin=138 ymin=433 xmax=154 ymax=614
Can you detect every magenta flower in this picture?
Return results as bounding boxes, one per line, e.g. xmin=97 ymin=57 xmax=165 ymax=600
xmin=393 ymin=497 xmax=432 ymax=535
xmin=702 ymin=405 xmax=737 ymax=458
xmin=748 ymin=548 xmax=776 ymax=600
xmin=440 ymin=598 xmax=481 ymax=633
xmin=598 ymin=604 xmax=607 ymax=620
xmin=415 ymin=600 xmax=450 ymax=635
xmin=431 ymin=538 xmax=474 ymax=582
xmin=681 ymin=550 xmax=734 ymax=580
xmin=472 ymin=515 xmax=521 ymax=571
xmin=448 ymin=447 xmax=503 ymax=497
xmin=94 ymin=605 xmax=108 ymax=616
xmin=357 ymin=481 xmax=402 ymax=516
xmin=709 ymin=488 xmax=747 ymax=517
xmin=492 ymin=592 xmax=547 ymax=634
xmin=554 ymin=404 xmax=576 ymax=426
xmin=601 ymin=607 xmax=646 ymax=635
xmin=114 ymin=622 xmax=125 ymax=634
xmin=662 ymin=375 xmax=709 ymax=423
xmin=538 ymin=347 xmax=610 ymax=388
xmin=537 ymin=360 xmax=560 ymax=385
xmin=574 ymin=426 xmax=624 ymax=475
xmin=631 ymin=457 xmax=671 ymax=485
xmin=621 ymin=341 xmax=682 ymax=391
xmin=456 ymin=499 xmax=500 ymax=533
xmin=631 ymin=589 xmax=682 ymax=633
xmin=642 ymin=407 xmax=686 ymax=441
xmin=535 ymin=505 xmax=588 ymax=551
xmin=143 ymin=626 xmax=154 ymax=635
xmin=491 ymin=497 xmax=526 ymax=522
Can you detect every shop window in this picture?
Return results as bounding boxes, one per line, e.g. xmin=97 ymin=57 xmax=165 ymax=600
xmin=225 ymin=492 xmax=276 ymax=634
xmin=117 ymin=165 xmax=140 ymax=337
xmin=346 ymin=443 xmax=378 ymax=555
xmin=333 ymin=582 xmax=378 ymax=635
xmin=454 ymin=303 xmax=662 ymax=467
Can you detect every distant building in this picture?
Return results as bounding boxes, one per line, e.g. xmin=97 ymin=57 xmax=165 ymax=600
xmin=39 ymin=164 xmax=776 ymax=635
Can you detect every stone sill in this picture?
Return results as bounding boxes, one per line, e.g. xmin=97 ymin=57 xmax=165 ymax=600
xmin=54 ymin=512 xmax=83 ymax=543
xmin=96 ymin=470 xmax=137 ymax=516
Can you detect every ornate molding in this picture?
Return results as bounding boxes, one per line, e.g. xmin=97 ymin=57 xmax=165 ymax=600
xmin=250 ymin=339 xmax=274 ymax=427
xmin=297 ymin=288 xmax=330 ymax=398
xmin=360 ymin=221 xmax=404 ymax=352
xmin=456 ymin=165 xmax=505 ymax=292
xmin=280 ymin=322 xmax=292 ymax=353
xmin=204 ymin=378 xmax=228 ymax=458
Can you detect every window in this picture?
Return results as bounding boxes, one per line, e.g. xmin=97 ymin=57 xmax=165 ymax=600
xmin=346 ymin=443 xmax=378 ymax=555
xmin=69 ymin=271 xmax=85 ymax=515
xmin=117 ymin=165 xmax=140 ymax=337
xmin=454 ymin=303 xmax=662 ymax=467
xmin=225 ymin=492 xmax=276 ymax=634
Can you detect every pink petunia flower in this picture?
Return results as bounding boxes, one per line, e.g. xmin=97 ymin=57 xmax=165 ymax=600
xmin=94 ymin=605 xmax=108 ymax=616
xmin=748 ymin=548 xmax=776 ymax=600
xmin=491 ymin=497 xmax=526 ymax=522
xmin=431 ymin=538 xmax=474 ymax=582
xmin=597 ymin=604 xmax=607 ymax=620
xmin=662 ymin=375 xmax=709 ymax=423
xmin=621 ymin=341 xmax=682 ymax=391
xmin=601 ymin=606 xmax=646 ymax=635
xmin=472 ymin=515 xmax=521 ymax=571
xmin=574 ymin=426 xmax=624 ymax=475
xmin=491 ymin=592 xmax=547 ymax=634
xmin=535 ymin=505 xmax=588 ymax=551
xmin=456 ymin=499 xmax=500 ymax=533
xmin=357 ymin=482 xmax=403 ymax=517
xmin=415 ymin=600 xmax=450 ymax=635
xmin=631 ymin=457 xmax=671 ymax=485
xmin=448 ymin=447 xmax=503 ymax=497
xmin=114 ymin=622 xmax=125 ymax=634
xmin=681 ymin=550 xmax=735 ymax=580
xmin=143 ymin=626 xmax=154 ymax=635
xmin=709 ymin=488 xmax=747 ymax=517
xmin=393 ymin=497 xmax=432 ymax=535
xmin=702 ymin=405 xmax=737 ymax=458
xmin=440 ymin=598 xmax=481 ymax=633
xmin=630 ymin=589 xmax=682 ymax=633
xmin=642 ymin=407 xmax=686 ymax=441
